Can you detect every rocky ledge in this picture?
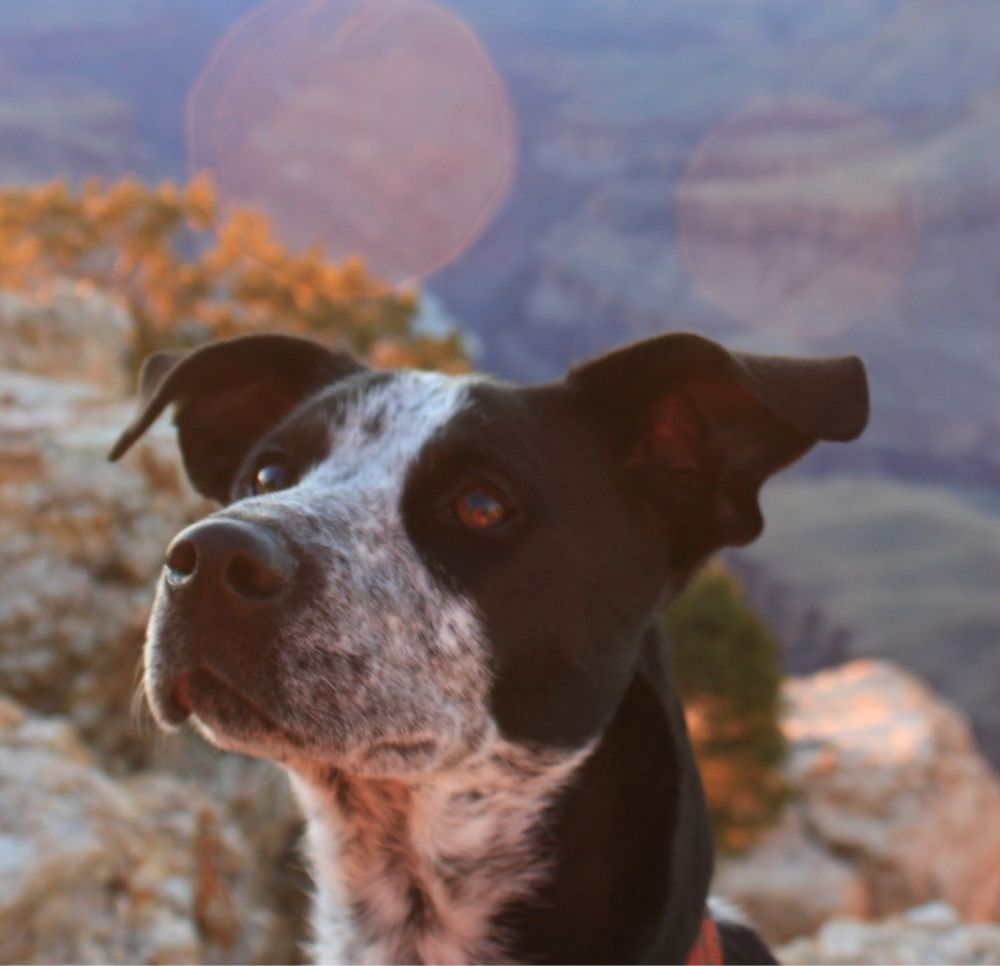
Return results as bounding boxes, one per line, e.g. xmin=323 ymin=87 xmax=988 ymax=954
xmin=0 ymin=696 xmax=279 ymax=965
xmin=715 ymin=661 xmax=1000 ymax=946
xmin=777 ymin=903 xmax=1000 ymax=965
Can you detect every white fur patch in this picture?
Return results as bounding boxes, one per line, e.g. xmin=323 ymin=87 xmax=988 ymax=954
xmin=291 ymin=740 xmax=593 ymax=965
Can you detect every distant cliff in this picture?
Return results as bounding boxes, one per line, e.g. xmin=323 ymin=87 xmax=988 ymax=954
xmin=738 ymin=476 xmax=1000 ymax=771
xmin=724 ymin=554 xmax=852 ymax=676
xmin=4 ymin=2 xmax=1000 ymax=486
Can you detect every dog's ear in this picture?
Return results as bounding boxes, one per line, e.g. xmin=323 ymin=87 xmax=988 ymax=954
xmin=109 ymin=334 xmax=364 ymax=502
xmin=568 ymin=331 xmax=868 ymax=566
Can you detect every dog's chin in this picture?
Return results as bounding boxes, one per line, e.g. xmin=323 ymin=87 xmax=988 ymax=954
xmin=148 ymin=667 xmax=475 ymax=778
xmin=149 ymin=668 xmax=307 ymax=762
xmin=196 ymin=720 xmax=458 ymax=780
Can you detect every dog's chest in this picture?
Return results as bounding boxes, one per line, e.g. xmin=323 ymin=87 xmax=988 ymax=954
xmin=292 ymin=744 xmax=591 ymax=965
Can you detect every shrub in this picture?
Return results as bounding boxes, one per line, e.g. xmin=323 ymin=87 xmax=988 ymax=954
xmin=0 ymin=174 xmax=468 ymax=375
xmin=664 ymin=562 xmax=788 ymax=852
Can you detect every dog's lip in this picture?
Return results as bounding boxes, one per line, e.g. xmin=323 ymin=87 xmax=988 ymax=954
xmin=157 ymin=665 xmax=288 ymax=738
xmin=190 ymin=667 xmax=283 ymax=724
xmin=153 ymin=671 xmax=194 ymax=727
xmin=173 ymin=674 xmax=192 ymax=714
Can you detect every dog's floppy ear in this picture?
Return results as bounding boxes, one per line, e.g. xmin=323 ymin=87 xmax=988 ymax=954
xmin=569 ymin=331 xmax=868 ymax=565
xmin=109 ymin=334 xmax=364 ymax=502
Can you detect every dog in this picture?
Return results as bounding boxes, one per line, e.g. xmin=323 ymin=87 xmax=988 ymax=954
xmin=109 ymin=330 xmax=868 ymax=964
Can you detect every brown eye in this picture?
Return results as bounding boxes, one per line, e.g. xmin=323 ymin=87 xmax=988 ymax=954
xmin=454 ymin=484 xmax=509 ymax=530
xmin=254 ymin=459 xmax=290 ymax=495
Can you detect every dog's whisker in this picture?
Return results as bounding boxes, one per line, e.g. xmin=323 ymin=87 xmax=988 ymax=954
xmin=129 ymin=658 xmax=155 ymax=735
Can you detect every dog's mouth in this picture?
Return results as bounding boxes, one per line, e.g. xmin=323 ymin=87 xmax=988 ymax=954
xmin=151 ymin=666 xmax=454 ymax=773
xmin=154 ymin=667 xmax=303 ymax=748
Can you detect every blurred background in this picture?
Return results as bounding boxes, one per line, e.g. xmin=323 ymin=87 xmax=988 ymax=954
xmin=1 ymin=1 xmax=999 ymax=963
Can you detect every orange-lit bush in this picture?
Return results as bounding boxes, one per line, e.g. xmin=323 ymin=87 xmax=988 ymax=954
xmin=0 ymin=174 xmax=468 ymax=373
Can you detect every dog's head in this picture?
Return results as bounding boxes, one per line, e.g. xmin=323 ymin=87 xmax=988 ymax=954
xmin=110 ymin=332 xmax=867 ymax=778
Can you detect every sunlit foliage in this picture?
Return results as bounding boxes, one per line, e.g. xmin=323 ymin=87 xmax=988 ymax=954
xmin=0 ymin=174 xmax=468 ymax=373
xmin=664 ymin=563 xmax=789 ymax=853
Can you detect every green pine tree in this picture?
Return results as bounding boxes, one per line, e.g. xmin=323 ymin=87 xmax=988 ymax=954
xmin=664 ymin=562 xmax=789 ymax=852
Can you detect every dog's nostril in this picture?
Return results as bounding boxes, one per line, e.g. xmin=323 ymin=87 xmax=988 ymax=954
xmin=225 ymin=551 xmax=288 ymax=599
xmin=165 ymin=538 xmax=198 ymax=578
xmin=163 ymin=518 xmax=296 ymax=609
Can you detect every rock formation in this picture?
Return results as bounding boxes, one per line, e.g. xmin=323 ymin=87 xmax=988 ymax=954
xmin=0 ymin=361 xmax=209 ymax=765
xmin=0 ymin=696 xmax=277 ymax=965
xmin=715 ymin=661 xmax=1000 ymax=944
xmin=0 ymin=315 xmax=309 ymax=962
xmin=777 ymin=902 xmax=1000 ymax=966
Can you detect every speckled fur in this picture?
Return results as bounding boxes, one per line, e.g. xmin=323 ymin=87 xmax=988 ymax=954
xmin=293 ymin=741 xmax=593 ymax=965
xmin=147 ymin=372 xmax=493 ymax=770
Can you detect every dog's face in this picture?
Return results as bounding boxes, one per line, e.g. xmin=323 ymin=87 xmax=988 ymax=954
xmin=110 ymin=333 xmax=867 ymax=779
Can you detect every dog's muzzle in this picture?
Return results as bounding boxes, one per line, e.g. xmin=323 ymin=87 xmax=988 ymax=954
xmin=150 ymin=517 xmax=299 ymax=725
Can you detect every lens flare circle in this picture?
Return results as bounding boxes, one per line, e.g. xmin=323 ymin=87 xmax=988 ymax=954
xmin=188 ymin=0 xmax=516 ymax=283
xmin=678 ymin=96 xmax=920 ymax=338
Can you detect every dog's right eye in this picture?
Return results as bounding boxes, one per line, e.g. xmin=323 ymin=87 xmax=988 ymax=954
xmin=253 ymin=457 xmax=291 ymax=495
xmin=453 ymin=481 xmax=512 ymax=531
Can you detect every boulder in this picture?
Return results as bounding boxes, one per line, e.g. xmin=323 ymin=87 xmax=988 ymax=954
xmin=715 ymin=661 xmax=1000 ymax=943
xmin=0 ymin=282 xmax=130 ymax=391
xmin=0 ymin=697 xmax=278 ymax=965
xmin=0 ymin=357 xmax=311 ymax=961
xmin=0 ymin=365 xmax=211 ymax=766
xmin=777 ymin=902 xmax=1000 ymax=965
xmin=712 ymin=807 xmax=870 ymax=942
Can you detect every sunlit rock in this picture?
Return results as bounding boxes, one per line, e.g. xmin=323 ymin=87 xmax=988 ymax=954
xmin=0 ymin=697 xmax=276 ymax=965
xmin=0 ymin=282 xmax=129 ymax=390
xmin=0 ymin=363 xmax=210 ymax=765
xmin=715 ymin=661 xmax=1000 ymax=943
xmin=777 ymin=903 xmax=1000 ymax=966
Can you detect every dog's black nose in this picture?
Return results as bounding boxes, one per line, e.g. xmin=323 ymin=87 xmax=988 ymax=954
xmin=164 ymin=518 xmax=297 ymax=613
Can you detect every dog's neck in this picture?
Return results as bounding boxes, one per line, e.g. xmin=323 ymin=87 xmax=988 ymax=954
xmin=493 ymin=653 xmax=715 ymax=963
xmin=289 ymin=740 xmax=593 ymax=965
xmin=289 ymin=630 xmax=714 ymax=965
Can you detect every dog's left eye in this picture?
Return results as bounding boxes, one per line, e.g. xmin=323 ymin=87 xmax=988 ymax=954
xmin=254 ymin=458 xmax=291 ymax=495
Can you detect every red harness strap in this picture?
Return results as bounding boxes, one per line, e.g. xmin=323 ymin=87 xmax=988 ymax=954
xmin=686 ymin=912 xmax=724 ymax=965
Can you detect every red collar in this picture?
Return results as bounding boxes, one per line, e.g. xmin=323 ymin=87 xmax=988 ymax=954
xmin=687 ymin=912 xmax=723 ymax=965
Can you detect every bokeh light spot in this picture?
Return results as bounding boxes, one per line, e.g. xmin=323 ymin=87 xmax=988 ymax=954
xmin=678 ymin=96 xmax=920 ymax=338
xmin=188 ymin=0 xmax=516 ymax=283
